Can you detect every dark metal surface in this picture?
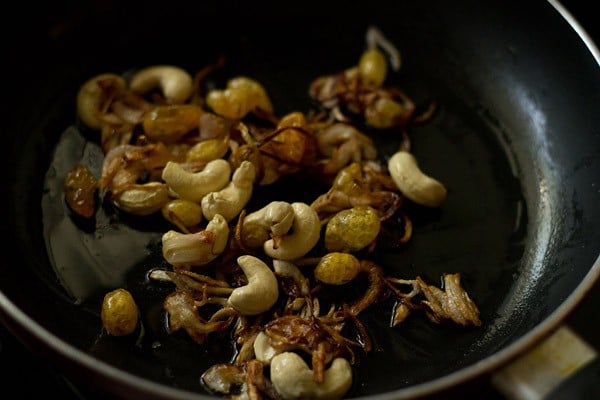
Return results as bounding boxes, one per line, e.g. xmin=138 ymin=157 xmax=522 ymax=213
xmin=1 ymin=0 xmax=599 ymax=399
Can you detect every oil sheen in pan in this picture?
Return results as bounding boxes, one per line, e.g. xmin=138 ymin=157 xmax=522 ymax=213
xmin=40 ymin=80 xmax=527 ymax=396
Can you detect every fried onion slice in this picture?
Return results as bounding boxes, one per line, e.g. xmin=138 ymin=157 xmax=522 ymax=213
xmin=417 ymin=273 xmax=482 ymax=327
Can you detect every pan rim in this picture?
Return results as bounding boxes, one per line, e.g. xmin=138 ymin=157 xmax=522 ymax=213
xmin=550 ymin=0 xmax=600 ymax=67
xmin=1 ymin=256 xmax=599 ymax=400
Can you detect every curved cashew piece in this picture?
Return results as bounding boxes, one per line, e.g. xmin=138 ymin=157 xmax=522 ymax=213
xmin=254 ymin=328 xmax=330 ymax=365
xmin=161 ymin=159 xmax=231 ymax=203
xmin=240 ymin=201 xmax=295 ymax=248
xmin=113 ymin=182 xmax=170 ymax=216
xmin=263 ymin=202 xmax=321 ymax=260
xmin=270 ymin=352 xmax=353 ymax=400
xmin=129 ymin=65 xmax=193 ymax=104
xmin=387 ymin=150 xmax=447 ymax=207
xmin=201 ymin=160 xmax=256 ymax=222
xmin=227 ymin=255 xmax=279 ymax=315
xmin=161 ymin=214 xmax=229 ymax=268
xmin=254 ymin=331 xmax=281 ymax=364
xmin=76 ymin=73 xmax=126 ymax=130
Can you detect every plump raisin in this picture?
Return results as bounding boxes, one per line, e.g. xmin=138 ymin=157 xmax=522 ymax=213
xmin=63 ymin=164 xmax=97 ymax=218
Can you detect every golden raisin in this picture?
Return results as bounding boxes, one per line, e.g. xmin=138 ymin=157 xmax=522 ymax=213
xmin=161 ymin=199 xmax=203 ymax=229
xmin=186 ymin=136 xmax=230 ymax=163
xmin=325 ymin=206 xmax=381 ymax=252
xmin=63 ymin=164 xmax=97 ymax=218
xmin=206 ymin=76 xmax=273 ymax=119
xmin=101 ymin=288 xmax=139 ymax=336
xmin=314 ymin=252 xmax=361 ymax=285
xmin=358 ymin=48 xmax=388 ymax=87
xmin=142 ymin=104 xmax=203 ymax=143
xmin=365 ymin=97 xmax=406 ymax=129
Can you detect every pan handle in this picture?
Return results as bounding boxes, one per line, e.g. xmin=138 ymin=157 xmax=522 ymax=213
xmin=491 ymin=324 xmax=598 ymax=399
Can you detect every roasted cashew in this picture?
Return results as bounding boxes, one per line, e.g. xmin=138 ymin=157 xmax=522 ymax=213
xmin=227 ymin=255 xmax=279 ymax=315
xmin=240 ymin=201 xmax=295 ymax=248
xmin=112 ymin=182 xmax=170 ymax=216
xmin=387 ymin=150 xmax=447 ymax=207
xmin=201 ymin=160 xmax=256 ymax=222
xmin=270 ymin=352 xmax=353 ymax=400
xmin=253 ymin=331 xmax=281 ymax=364
xmin=272 ymin=259 xmax=310 ymax=295
xmin=161 ymin=214 xmax=229 ymax=268
xmin=129 ymin=65 xmax=193 ymax=104
xmin=76 ymin=73 xmax=126 ymax=130
xmin=263 ymin=202 xmax=321 ymax=260
xmin=161 ymin=159 xmax=231 ymax=203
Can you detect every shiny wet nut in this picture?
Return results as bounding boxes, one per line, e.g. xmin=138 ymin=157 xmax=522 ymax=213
xmin=240 ymin=201 xmax=295 ymax=248
xmin=270 ymin=352 xmax=353 ymax=400
xmin=76 ymin=73 xmax=126 ymax=130
xmin=263 ymin=202 xmax=321 ymax=260
xmin=101 ymin=288 xmax=139 ymax=336
xmin=161 ymin=159 xmax=231 ymax=203
xmin=201 ymin=160 xmax=256 ymax=222
xmin=387 ymin=150 xmax=447 ymax=207
xmin=129 ymin=65 xmax=193 ymax=104
xmin=113 ymin=182 xmax=170 ymax=216
xmin=161 ymin=214 xmax=230 ymax=268
xmin=227 ymin=255 xmax=279 ymax=315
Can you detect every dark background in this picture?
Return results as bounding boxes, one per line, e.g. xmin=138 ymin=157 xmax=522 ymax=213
xmin=1 ymin=1 xmax=599 ymax=399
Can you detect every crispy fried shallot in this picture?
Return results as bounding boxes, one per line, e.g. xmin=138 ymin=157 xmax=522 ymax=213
xmin=164 ymin=290 xmax=236 ymax=345
xmin=418 ymin=273 xmax=482 ymax=326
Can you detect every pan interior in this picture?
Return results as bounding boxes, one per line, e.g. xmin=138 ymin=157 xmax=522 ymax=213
xmin=4 ymin=0 xmax=600 ymax=398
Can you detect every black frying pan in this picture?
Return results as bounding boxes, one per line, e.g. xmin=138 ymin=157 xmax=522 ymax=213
xmin=2 ymin=0 xmax=600 ymax=399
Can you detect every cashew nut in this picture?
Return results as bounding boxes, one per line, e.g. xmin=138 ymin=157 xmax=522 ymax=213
xmin=76 ymin=73 xmax=126 ymax=130
xmin=240 ymin=201 xmax=295 ymax=248
xmin=201 ymin=160 xmax=256 ymax=222
xmin=112 ymin=182 xmax=170 ymax=216
xmin=253 ymin=331 xmax=281 ymax=364
xmin=227 ymin=255 xmax=279 ymax=315
xmin=273 ymin=259 xmax=310 ymax=292
xmin=270 ymin=352 xmax=353 ymax=400
xmin=161 ymin=159 xmax=231 ymax=203
xmin=387 ymin=150 xmax=447 ymax=207
xmin=129 ymin=65 xmax=193 ymax=104
xmin=263 ymin=202 xmax=321 ymax=260
xmin=161 ymin=214 xmax=229 ymax=268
